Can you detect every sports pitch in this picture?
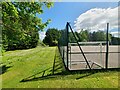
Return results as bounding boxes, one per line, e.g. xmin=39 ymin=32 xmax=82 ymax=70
xmin=64 ymin=45 xmax=119 ymax=70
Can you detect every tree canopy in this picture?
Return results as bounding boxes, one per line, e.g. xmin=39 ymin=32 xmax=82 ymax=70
xmin=43 ymin=28 xmax=61 ymax=46
xmin=43 ymin=28 xmax=119 ymax=46
xmin=69 ymin=30 xmax=112 ymax=43
xmin=2 ymin=2 xmax=53 ymax=50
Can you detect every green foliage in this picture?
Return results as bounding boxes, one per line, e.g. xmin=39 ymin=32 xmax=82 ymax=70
xmin=43 ymin=28 xmax=61 ymax=46
xmin=2 ymin=2 xmax=53 ymax=50
xmin=68 ymin=32 xmax=76 ymax=42
xmin=111 ymin=36 xmax=120 ymax=45
xmin=68 ymin=30 xmax=114 ymax=43
xmin=58 ymin=29 xmax=119 ymax=45
xmin=79 ymin=30 xmax=89 ymax=42
xmin=90 ymin=31 xmax=106 ymax=41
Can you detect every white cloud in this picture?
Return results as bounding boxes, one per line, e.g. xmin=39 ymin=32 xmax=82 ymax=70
xmin=39 ymin=31 xmax=46 ymax=40
xmin=110 ymin=31 xmax=120 ymax=37
xmin=74 ymin=6 xmax=119 ymax=33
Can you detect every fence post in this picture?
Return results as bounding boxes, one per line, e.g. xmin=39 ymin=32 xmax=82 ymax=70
xmin=66 ymin=22 xmax=69 ymax=70
xmin=100 ymin=43 xmax=102 ymax=67
xmin=68 ymin=22 xmax=91 ymax=70
xmin=105 ymin=23 xmax=109 ymax=69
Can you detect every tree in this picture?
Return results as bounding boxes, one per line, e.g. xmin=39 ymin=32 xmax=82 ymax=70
xmin=79 ymin=30 xmax=89 ymax=42
xmin=43 ymin=28 xmax=60 ymax=46
xmin=2 ymin=2 xmax=53 ymax=50
xmin=90 ymin=31 xmax=106 ymax=41
xmin=111 ymin=37 xmax=120 ymax=45
xmin=68 ymin=30 xmax=89 ymax=42
xmin=67 ymin=30 xmax=112 ymax=42
xmin=68 ymin=32 xmax=76 ymax=42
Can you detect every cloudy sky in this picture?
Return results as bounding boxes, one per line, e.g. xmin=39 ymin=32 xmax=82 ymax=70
xmin=74 ymin=6 xmax=119 ymax=37
xmin=38 ymin=2 xmax=119 ymax=40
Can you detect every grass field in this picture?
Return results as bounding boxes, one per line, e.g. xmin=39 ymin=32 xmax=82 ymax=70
xmin=0 ymin=46 xmax=119 ymax=88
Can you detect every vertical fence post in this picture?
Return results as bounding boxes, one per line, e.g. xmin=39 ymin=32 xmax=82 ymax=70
xmin=106 ymin=23 xmax=109 ymax=69
xmin=66 ymin=22 xmax=69 ymax=69
xmin=70 ymin=44 xmax=71 ymax=69
xmin=100 ymin=43 xmax=102 ymax=67
xmin=68 ymin=23 xmax=91 ymax=70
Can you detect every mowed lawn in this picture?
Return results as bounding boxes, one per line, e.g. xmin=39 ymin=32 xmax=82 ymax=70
xmin=1 ymin=46 xmax=119 ymax=88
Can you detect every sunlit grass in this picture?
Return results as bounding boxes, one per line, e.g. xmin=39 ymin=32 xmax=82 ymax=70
xmin=1 ymin=46 xmax=119 ymax=88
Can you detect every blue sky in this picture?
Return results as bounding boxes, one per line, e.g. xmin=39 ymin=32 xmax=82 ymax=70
xmin=37 ymin=2 xmax=118 ymax=40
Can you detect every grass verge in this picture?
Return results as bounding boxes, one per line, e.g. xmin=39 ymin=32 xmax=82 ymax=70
xmin=1 ymin=46 xmax=119 ymax=88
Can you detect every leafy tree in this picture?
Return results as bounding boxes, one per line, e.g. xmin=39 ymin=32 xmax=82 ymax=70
xmin=59 ymin=28 xmax=118 ymax=45
xmin=43 ymin=28 xmax=60 ymax=46
xmin=68 ymin=30 xmax=89 ymax=42
xmin=91 ymin=31 xmax=106 ymax=41
xmin=66 ymin=30 xmax=112 ymax=42
xmin=111 ymin=36 xmax=120 ymax=45
xmin=2 ymin=2 xmax=53 ymax=50
xmin=90 ymin=30 xmax=112 ymax=42
xmin=79 ymin=30 xmax=89 ymax=42
xmin=68 ymin=32 xmax=76 ymax=42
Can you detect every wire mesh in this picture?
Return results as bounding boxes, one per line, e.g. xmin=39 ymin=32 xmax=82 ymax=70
xmin=58 ymin=22 xmax=119 ymax=70
xmin=58 ymin=28 xmax=68 ymax=69
xmin=68 ymin=43 xmax=107 ymax=70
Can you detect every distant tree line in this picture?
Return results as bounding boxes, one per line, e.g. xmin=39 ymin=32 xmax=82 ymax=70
xmin=43 ymin=28 xmax=120 ymax=46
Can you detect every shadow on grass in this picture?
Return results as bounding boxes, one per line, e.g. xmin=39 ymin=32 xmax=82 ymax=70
xmin=0 ymin=65 xmax=12 ymax=75
xmin=20 ymin=47 xmax=120 ymax=82
xmin=20 ymin=47 xmax=65 ymax=82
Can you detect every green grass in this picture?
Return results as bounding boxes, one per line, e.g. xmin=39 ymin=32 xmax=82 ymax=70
xmin=1 ymin=46 xmax=119 ymax=88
